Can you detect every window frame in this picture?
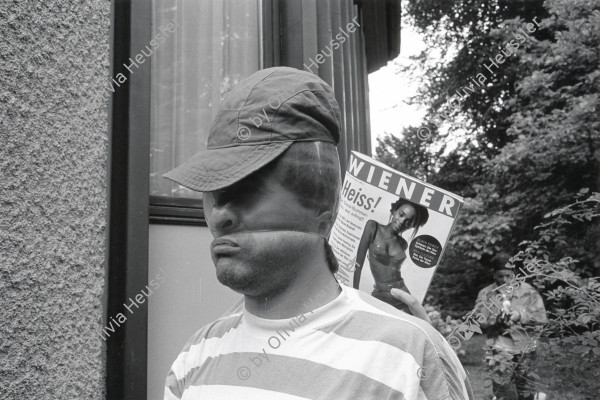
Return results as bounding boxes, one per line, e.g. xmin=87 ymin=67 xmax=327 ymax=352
xmin=148 ymin=0 xmax=271 ymax=225
xmin=149 ymin=195 xmax=205 ymax=225
xmin=106 ymin=0 xmax=152 ymax=399
xmin=107 ymin=2 xmax=270 ymax=397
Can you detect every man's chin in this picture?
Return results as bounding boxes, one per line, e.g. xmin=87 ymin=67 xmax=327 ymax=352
xmin=214 ymin=259 xmax=260 ymax=294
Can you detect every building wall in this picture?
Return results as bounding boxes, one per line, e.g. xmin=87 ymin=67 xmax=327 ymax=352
xmin=0 ymin=1 xmax=110 ymax=398
xmin=276 ymin=0 xmax=372 ymax=169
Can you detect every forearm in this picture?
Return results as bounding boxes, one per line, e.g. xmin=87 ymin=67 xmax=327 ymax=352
xmin=352 ymin=263 xmax=362 ymax=289
xmin=355 ymin=241 xmax=368 ymax=270
xmin=516 ymin=307 xmax=547 ymax=325
xmin=353 ymin=222 xmax=373 ymax=289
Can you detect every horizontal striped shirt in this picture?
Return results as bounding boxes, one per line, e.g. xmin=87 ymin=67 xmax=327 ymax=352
xmin=165 ymin=284 xmax=473 ymax=400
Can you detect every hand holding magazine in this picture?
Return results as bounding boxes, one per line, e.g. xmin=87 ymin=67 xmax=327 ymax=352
xmin=331 ymin=152 xmax=463 ymax=309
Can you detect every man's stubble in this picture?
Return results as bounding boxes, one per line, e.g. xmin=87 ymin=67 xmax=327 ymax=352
xmin=212 ymin=231 xmax=317 ymax=298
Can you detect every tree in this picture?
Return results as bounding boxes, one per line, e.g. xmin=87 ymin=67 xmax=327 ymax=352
xmin=377 ymin=0 xmax=600 ymax=315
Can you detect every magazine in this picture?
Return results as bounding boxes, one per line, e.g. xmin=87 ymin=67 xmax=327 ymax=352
xmin=331 ymin=151 xmax=464 ymax=304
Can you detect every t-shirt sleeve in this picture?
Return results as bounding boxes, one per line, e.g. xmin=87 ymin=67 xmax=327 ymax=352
xmin=164 ymin=366 xmax=184 ymax=400
xmin=164 ymin=333 xmax=195 ymax=400
xmin=420 ymin=329 xmax=474 ymax=400
xmin=163 ymin=299 xmax=244 ymax=400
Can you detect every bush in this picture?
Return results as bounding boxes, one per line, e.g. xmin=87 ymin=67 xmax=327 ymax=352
xmin=435 ymin=192 xmax=600 ymax=399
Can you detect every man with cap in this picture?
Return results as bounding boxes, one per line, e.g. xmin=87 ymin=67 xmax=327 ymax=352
xmin=163 ymin=67 xmax=473 ymax=400
xmin=475 ymin=252 xmax=547 ymax=400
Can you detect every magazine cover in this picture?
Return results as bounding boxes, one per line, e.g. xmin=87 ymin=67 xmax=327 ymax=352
xmin=331 ymin=151 xmax=464 ymax=304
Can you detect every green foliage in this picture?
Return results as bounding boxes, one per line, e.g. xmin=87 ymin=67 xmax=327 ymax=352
xmin=487 ymin=0 xmax=600 ymax=247
xmin=380 ymin=5 xmax=600 ymax=394
xmin=378 ymin=0 xmax=600 ymax=317
xmin=375 ymin=127 xmax=435 ymax=181
xmin=494 ymin=192 xmax=600 ymax=399
xmin=438 ymin=193 xmax=600 ymax=399
xmin=424 ymin=303 xmax=467 ymax=358
xmin=403 ymin=0 xmax=548 ymax=154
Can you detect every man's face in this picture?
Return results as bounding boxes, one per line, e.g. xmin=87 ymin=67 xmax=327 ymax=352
xmin=203 ymin=166 xmax=323 ymax=296
xmin=494 ymin=269 xmax=515 ymax=286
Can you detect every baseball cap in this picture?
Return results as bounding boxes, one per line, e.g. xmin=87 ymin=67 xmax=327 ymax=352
xmin=163 ymin=67 xmax=342 ymax=192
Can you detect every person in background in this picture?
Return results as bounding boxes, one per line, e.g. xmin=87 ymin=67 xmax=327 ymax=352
xmin=163 ymin=67 xmax=472 ymax=399
xmin=353 ymin=198 xmax=429 ymax=313
xmin=476 ymin=252 xmax=547 ymax=400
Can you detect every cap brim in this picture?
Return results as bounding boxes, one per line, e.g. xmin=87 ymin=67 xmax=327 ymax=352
xmin=163 ymin=142 xmax=293 ymax=192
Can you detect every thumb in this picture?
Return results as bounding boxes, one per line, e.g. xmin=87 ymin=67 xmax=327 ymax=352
xmin=390 ymin=288 xmax=412 ymax=302
xmin=390 ymin=289 xmax=432 ymax=324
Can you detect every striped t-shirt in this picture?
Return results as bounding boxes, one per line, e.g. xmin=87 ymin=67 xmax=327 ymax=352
xmin=165 ymin=284 xmax=473 ymax=400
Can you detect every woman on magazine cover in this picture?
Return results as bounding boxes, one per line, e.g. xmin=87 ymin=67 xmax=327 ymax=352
xmin=352 ymin=198 xmax=429 ymax=312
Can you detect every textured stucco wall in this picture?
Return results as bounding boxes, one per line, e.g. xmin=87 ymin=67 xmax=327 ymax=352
xmin=0 ymin=1 xmax=110 ymax=398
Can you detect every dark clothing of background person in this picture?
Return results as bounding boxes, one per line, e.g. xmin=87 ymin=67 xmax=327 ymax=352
xmin=475 ymin=254 xmax=547 ymax=400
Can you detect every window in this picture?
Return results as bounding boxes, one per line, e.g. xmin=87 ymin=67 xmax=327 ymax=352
xmin=149 ymin=0 xmax=262 ymax=222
